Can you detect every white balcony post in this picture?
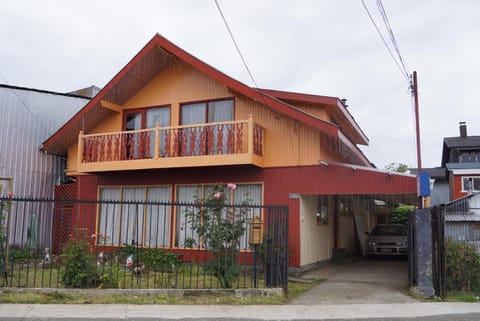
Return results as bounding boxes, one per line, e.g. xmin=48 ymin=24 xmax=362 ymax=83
xmin=154 ymin=124 xmax=160 ymax=159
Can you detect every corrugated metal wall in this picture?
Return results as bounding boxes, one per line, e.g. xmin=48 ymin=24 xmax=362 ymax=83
xmin=0 ymin=85 xmax=89 ymax=248
xmin=0 ymin=86 xmax=89 ymax=197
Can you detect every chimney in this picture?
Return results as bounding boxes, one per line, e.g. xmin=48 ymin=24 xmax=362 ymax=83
xmin=459 ymin=122 xmax=467 ymax=138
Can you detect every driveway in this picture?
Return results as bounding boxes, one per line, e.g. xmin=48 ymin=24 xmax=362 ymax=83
xmin=289 ymin=258 xmax=419 ymax=304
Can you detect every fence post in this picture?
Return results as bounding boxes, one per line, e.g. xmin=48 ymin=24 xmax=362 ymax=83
xmin=412 ymin=208 xmax=434 ymax=297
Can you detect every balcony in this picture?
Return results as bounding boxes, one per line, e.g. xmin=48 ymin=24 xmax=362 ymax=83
xmin=77 ymin=116 xmax=264 ymax=173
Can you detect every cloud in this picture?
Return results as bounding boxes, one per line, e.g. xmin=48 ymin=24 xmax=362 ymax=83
xmin=1 ymin=0 xmax=479 ymax=169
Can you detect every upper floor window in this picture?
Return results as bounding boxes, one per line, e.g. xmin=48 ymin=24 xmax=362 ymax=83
xmin=123 ymin=106 xmax=171 ymax=159
xmin=124 ymin=106 xmax=171 ymax=131
xmin=181 ymin=99 xmax=233 ymax=125
xmin=180 ymin=99 xmax=234 ymax=156
xmin=461 ymin=176 xmax=480 ymax=192
xmin=458 ymin=151 xmax=480 ymax=163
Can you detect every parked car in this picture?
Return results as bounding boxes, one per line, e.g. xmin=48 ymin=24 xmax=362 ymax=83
xmin=365 ymin=224 xmax=408 ymax=257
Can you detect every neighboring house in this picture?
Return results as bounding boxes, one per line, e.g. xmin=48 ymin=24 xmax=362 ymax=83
xmin=41 ymin=34 xmax=417 ymax=269
xmin=0 ymin=84 xmax=95 ymax=249
xmin=443 ymin=122 xmax=480 ymax=201
xmin=421 ymin=122 xmax=480 ymax=205
xmin=444 ymin=192 xmax=480 ymax=253
xmin=0 ymin=84 xmax=95 ymax=197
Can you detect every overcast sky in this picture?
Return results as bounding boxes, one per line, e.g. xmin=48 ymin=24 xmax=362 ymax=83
xmin=1 ymin=1 xmax=479 ymax=169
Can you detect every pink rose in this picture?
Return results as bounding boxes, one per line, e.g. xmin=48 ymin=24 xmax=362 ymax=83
xmin=213 ymin=192 xmax=223 ymax=199
xmin=227 ymin=183 xmax=236 ymax=190
xmin=7 ymin=191 xmax=14 ymax=198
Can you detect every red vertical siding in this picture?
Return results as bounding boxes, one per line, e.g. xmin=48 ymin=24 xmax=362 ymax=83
xmin=71 ymin=164 xmax=417 ymax=268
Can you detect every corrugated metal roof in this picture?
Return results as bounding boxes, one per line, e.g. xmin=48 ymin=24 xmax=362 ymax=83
xmin=446 ymin=213 xmax=480 ymax=222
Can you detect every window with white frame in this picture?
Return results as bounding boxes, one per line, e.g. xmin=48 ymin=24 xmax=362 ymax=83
xmin=97 ymin=186 xmax=172 ymax=247
xmin=461 ymin=176 xmax=480 ymax=192
xmin=175 ymin=183 xmax=262 ymax=249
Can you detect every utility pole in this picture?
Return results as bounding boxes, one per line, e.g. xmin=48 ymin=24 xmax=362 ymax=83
xmin=413 ymin=71 xmax=422 ymax=172
xmin=412 ymin=71 xmax=430 ymax=208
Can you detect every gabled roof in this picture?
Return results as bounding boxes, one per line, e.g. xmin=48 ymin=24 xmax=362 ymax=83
xmin=42 ymin=33 xmax=368 ymax=165
xmin=258 ymin=88 xmax=369 ymax=145
xmin=442 ymin=135 xmax=480 ymax=166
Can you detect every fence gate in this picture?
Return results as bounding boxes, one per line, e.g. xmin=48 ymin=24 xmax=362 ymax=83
xmin=431 ymin=205 xmax=446 ymax=298
xmin=264 ymin=206 xmax=289 ymax=290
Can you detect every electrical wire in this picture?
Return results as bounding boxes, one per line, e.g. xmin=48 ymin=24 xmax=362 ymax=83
xmin=214 ymin=0 xmax=259 ymax=88
xmin=376 ymin=0 xmax=410 ymax=81
xmin=361 ymin=0 xmax=410 ymax=84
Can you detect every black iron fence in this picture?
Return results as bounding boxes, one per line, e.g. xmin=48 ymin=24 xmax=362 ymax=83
xmin=0 ymin=197 xmax=288 ymax=291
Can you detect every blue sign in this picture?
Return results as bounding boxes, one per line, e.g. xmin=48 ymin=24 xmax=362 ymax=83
xmin=417 ymin=172 xmax=431 ymax=197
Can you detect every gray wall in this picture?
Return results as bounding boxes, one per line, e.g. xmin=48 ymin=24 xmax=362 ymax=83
xmin=0 ymin=85 xmax=89 ymax=250
xmin=0 ymin=85 xmax=89 ymax=197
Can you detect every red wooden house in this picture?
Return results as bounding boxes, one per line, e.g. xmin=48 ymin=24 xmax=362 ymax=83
xmin=42 ymin=34 xmax=417 ymax=269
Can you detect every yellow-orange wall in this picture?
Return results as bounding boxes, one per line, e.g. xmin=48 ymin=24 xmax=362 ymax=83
xmin=67 ymin=59 xmax=345 ymax=173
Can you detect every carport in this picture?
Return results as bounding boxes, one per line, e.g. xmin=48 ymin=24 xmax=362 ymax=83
xmin=282 ymin=162 xmax=418 ymax=269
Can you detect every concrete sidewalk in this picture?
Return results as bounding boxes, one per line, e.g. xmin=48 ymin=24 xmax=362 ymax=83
xmin=1 ymin=302 xmax=480 ymax=320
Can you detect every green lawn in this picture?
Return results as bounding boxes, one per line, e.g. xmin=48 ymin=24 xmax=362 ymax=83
xmin=0 ymin=280 xmax=321 ymax=305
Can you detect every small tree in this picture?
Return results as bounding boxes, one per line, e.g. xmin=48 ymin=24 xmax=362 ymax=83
xmin=185 ymin=183 xmax=248 ymax=288
xmin=384 ymin=162 xmax=410 ymax=173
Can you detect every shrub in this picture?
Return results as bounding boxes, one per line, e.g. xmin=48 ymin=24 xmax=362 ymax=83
xmin=61 ymin=228 xmax=97 ymax=288
xmin=185 ymin=184 xmax=248 ymax=288
xmin=117 ymin=246 xmax=180 ymax=272
xmin=389 ymin=205 xmax=414 ymax=228
xmin=445 ymin=238 xmax=480 ymax=293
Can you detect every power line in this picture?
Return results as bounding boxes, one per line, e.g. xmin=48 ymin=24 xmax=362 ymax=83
xmin=376 ymin=0 xmax=410 ymax=80
xmin=214 ymin=0 xmax=259 ymax=88
xmin=361 ymin=0 xmax=410 ymax=84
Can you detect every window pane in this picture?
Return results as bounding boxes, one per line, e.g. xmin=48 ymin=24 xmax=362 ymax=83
xmin=181 ymin=103 xmax=206 ymax=156
xmin=175 ymin=185 xmax=202 ymax=247
xmin=208 ymin=100 xmax=233 ymax=123
xmin=463 ymin=177 xmax=473 ymax=191
xmin=146 ymin=107 xmax=170 ymax=128
xmin=234 ymin=184 xmax=262 ymax=249
xmin=145 ymin=186 xmax=172 ymax=247
xmin=126 ymin=112 xmax=142 ymax=130
xmin=121 ymin=187 xmax=145 ymax=246
xmin=474 ymin=177 xmax=480 ymax=191
xmin=98 ymin=188 xmax=121 ymax=246
xmin=234 ymin=184 xmax=262 ymax=205
xmin=208 ymin=100 xmax=234 ymax=155
xmin=181 ymin=103 xmax=206 ymax=125
xmin=146 ymin=107 xmax=171 ymax=157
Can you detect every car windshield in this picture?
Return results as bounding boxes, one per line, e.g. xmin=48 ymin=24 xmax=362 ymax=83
xmin=371 ymin=225 xmax=406 ymax=236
